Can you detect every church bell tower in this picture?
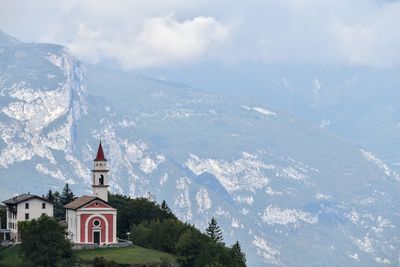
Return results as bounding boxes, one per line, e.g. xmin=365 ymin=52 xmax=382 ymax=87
xmin=92 ymin=142 xmax=109 ymax=202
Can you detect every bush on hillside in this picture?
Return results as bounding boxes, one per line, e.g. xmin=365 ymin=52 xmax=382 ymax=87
xmin=108 ymin=194 xmax=176 ymax=238
xmin=19 ymin=215 xmax=75 ymax=267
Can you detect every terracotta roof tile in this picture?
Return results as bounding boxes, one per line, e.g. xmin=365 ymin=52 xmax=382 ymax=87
xmin=64 ymin=195 xmax=97 ymax=210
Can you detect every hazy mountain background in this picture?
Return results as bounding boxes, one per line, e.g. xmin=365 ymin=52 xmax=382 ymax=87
xmin=1 ymin=31 xmax=400 ymax=266
xmin=146 ymin=62 xmax=400 ymax=173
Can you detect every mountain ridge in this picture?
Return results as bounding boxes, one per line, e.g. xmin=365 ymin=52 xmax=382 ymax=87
xmin=1 ymin=33 xmax=400 ymax=266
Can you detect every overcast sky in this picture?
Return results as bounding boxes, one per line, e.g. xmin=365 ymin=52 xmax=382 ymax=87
xmin=1 ymin=0 xmax=400 ymax=71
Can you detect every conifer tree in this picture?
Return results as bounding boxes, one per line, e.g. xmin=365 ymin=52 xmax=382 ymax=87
xmin=231 ymin=241 xmax=246 ymax=266
xmin=0 ymin=205 xmax=6 ymax=229
xmin=161 ymin=200 xmax=172 ymax=214
xmin=206 ymin=217 xmax=224 ymax=244
xmin=60 ymin=183 xmax=74 ymax=205
xmin=51 ymin=190 xmax=65 ymax=220
xmin=47 ymin=189 xmax=54 ymax=202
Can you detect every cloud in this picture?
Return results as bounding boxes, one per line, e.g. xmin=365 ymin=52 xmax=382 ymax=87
xmin=67 ymin=15 xmax=230 ymax=68
xmin=251 ymin=0 xmax=400 ymax=67
xmin=1 ymin=0 xmax=400 ymax=68
xmin=333 ymin=1 xmax=400 ymax=67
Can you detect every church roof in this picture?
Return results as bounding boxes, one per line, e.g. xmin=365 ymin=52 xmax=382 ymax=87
xmin=2 ymin=193 xmax=52 ymax=205
xmin=64 ymin=195 xmax=97 ymax=210
xmin=94 ymin=142 xmax=107 ymax=161
xmin=64 ymin=195 xmax=113 ymax=210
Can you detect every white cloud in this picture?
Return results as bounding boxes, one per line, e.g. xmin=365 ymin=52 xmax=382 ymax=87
xmin=67 ymin=14 xmax=230 ymax=68
xmin=252 ymin=0 xmax=400 ymax=67
xmin=333 ymin=2 xmax=400 ymax=67
xmin=1 ymin=0 xmax=400 ymax=68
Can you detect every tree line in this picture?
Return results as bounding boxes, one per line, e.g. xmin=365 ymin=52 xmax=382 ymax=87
xmin=109 ymin=194 xmax=246 ymax=267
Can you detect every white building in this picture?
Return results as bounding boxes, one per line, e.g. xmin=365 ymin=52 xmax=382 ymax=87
xmin=2 ymin=194 xmax=53 ymax=241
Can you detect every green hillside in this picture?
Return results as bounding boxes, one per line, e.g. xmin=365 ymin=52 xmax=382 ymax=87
xmin=76 ymin=246 xmax=177 ymax=266
xmin=0 ymin=245 xmax=176 ymax=266
xmin=0 ymin=245 xmax=23 ymax=266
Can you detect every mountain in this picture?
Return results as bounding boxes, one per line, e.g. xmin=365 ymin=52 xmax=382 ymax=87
xmin=156 ymin=62 xmax=400 ymax=173
xmin=0 ymin=31 xmax=21 ymax=47
xmin=1 ymin=33 xmax=400 ymax=266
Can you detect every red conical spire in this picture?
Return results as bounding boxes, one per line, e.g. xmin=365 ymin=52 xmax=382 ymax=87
xmin=94 ymin=141 xmax=107 ymax=161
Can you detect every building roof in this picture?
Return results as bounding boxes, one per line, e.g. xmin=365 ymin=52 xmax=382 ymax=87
xmin=94 ymin=142 xmax=107 ymax=161
xmin=2 ymin=194 xmax=52 ymax=205
xmin=64 ymin=195 xmax=113 ymax=210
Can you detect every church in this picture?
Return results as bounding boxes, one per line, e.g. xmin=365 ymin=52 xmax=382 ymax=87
xmin=64 ymin=142 xmax=117 ymax=245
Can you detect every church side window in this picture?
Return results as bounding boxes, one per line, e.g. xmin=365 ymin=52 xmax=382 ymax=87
xmin=25 ymin=213 xmax=29 ymax=220
xmin=25 ymin=203 xmax=29 ymax=209
xmin=42 ymin=203 xmax=46 ymax=209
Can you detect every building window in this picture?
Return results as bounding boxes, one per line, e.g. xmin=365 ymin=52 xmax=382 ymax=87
xmin=93 ymin=220 xmax=100 ymax=227
xmin=25 ymin=203 xmax=29 ymax=209
xmin=25 ymin=213 xmax=29 ymax=220
xmin=42 ymin=203 xmax=46 ymax=209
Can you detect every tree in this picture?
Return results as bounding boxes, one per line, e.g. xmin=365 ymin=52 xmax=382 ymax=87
xmin=206 ymin=217 xmax=224 ymax=244
xmin=176 ymin=229 xmax=203 ymax=267
xmin=47 ymin=189 xmax=54 ymax=203
xmin=130 ymin=218 xmax=186 ymax=254
xmin=160 ymin=200 xmax=176 ymax=219
xmin=108 ymin=194 xmax=176 ymax=238
xmin=231 ymin=241 xmax=246 ymax=267
xmin=0 ymin=205 xmax=6 ymax=230
xmin=19 ymin=215 xmax=75 ymax=267
xmin=53 ymin=191 xmax=65 ymax=220
xmin=60 ymin=183 xmax=74 ymax=206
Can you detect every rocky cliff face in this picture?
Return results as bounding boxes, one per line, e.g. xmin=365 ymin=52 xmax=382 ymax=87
xmin=1 ymin=33 xmax=400 ymax=266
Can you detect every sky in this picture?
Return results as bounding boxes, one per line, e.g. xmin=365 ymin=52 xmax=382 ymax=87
xmin=1 ymin=0 xmax=400 ymax=95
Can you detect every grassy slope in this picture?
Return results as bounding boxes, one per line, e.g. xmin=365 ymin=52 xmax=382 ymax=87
xmin=0 ymin=245 xmax=176 ymax=266
xmin=77 ymin=246 xmax=176 ymax=265
xmin=0 ymin=245 xmax=23 ymax=266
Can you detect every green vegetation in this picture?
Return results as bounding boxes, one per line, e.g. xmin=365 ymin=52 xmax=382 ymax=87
xmin=1 ymin=189 xmax=246 ymax=267
xmin=110 ymin=194 xmax=246 ymax=267
xmin=108 ymin=194 xmax=176 ymax=238
xmin=0 ymin=205 xmax=6 ymax=230
xmin=19 ymin=215 xmax=75 ymax=267
xmin=76 ymin=245 xmax=176 ymax=265
xmin=0 ymin=245 xmax=176 ymax=267
xmin=0 ymin=245 xmax=23 ymax=266
xmin=206 ymin=217 xmax=224 ymax=245
xmin=48 ymin=184 xmax=75 ymax=221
